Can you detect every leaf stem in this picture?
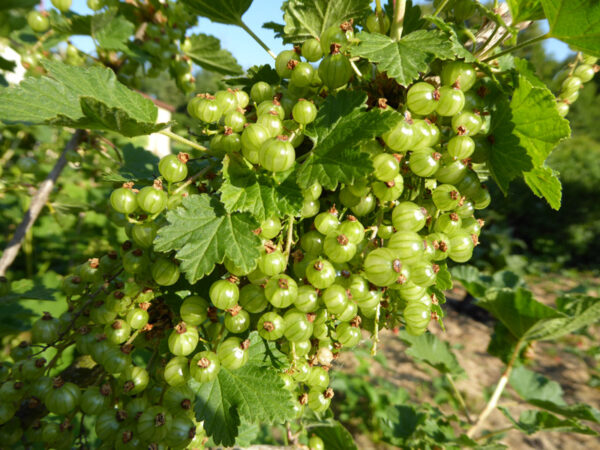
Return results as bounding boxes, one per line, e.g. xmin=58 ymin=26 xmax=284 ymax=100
xmin=173 ymin=161 xmax=216 ymax=195
xmin=349 ymin=59 xmax=363 ymax=79
xmin=466 ymin=339 xmax=523 ymax=438
xmin=474 ymin=426 xmax=514 ymax=441
xmin=238 ymin=20 xmax=277 ymax=59
xmin=375 ymin=0 xmax=386 ymax=34
xmin=433 ymin=0 xmax=451 ymax=17
xmin=284 ymin=216 xmax=295 ymax=261
xmin=390 ymin=0 xmax=406 ymax=41
xmin=482 ymin=33 xmax=549 ymax=62
xmin=446 ymin=373 xmax=473 ymax=424
xmin=160 ymin=129 xmax=208 ymax=152
xmin=371 ymin=301 xmax=381 ymax=355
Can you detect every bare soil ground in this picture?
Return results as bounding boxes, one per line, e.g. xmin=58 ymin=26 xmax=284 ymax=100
xmin=341 ymin=273 xmax=600 ymax=449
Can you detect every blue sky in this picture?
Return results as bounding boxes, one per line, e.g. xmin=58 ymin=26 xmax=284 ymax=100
xmin=64 ymin=0 xmax=572 ymax=69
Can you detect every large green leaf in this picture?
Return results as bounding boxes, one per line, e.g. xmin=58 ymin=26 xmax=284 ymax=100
xmin=183 ymin=33 xmax=243 ymax=76
xmin=310 ymin=419 xmax=358 ymax=450
xmin=190 ymin=342 xmax=295 ymax=447
xmin=91 ymin=11 xmax=134 ymax=51
xmin=154 ymin=194 xmax=262 ymax=283
xmin=219 ymin=154 xmax=303 ymax=221
xmin=507 ymin=0 xmax=546 ymax=23
xmin=488 ymin=75 xmax=570 ymax=207
xmin=378 ymin=405 xmax=424 ymax=442
xmin=279 ymin=0 xmax=372 ymax=43
xmin=542 ymin=0 xmax=600 ymax=56
xmin=103 ymin=144 xmax=160 ymax=183
xmin=0 ymin=0 xmax=38 ymax=10
xmin=181 ymin=0 xmax=253 ymax=25
xmin=0 ymin=60 xmax=166 ymax=137
xmin=522 ymin=166 xmax=562 ymax=210
xmin=350 ymin=30 xmax=455 ymax=86
xmin=477 ymin=288 xmax=565 ymax=340
xmin=398 ymin=329 xmax=465 ymax=377
xmin=296 ymin=90 xmax=399 ymax=189
xmin=499 ymin=407 xmax=597 ymax=435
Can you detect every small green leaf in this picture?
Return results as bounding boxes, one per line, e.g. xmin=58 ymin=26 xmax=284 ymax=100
xmin=280 ymin=0 xmax=372 ymax=43
xmin=49 ymin=11 xmax=92 ymax=36
xmin=425 ymin=16 xmax=476 ymax=62
xmin=398 ymin=329 xmax=465 ymax=377
xmin=219 ymin=155 xmax=303 ymax=221
xmin=184 ymin=33 xmax=243 ymax=76
xmin=0 ymin=0 xmax=38 ymax=10
xmin=92 ymin=11 xmax=134 ymax=51
xmin=451 ymin=265 xmax=490 ymax=298
xmin=154 ymin=194 xmax=261 ymax=283
xmin=542 ymin=0 xmax=600 ymax=56
xmin=510 ymin=366 xmax=565 ymax=405
xmin=103 ymin=144 xmax=159 ymax=182
xmin=181 ymin=0 xmax=252 ymax=25
xmin=523 ymin=166 xmax=562 ymax=210
xmin=435 ymin=262 xmax=453 ymax=291
xmin=507 ymin=0 xmax=546 ymax=23
xmin=0 ymin=60 xmax=166 ymax=137
xmin=350 ymin=30 xmax=455 ymax=86
xmin=297 ymin=90 xmax=399 ymax=189
xmin=378 ymin=405 xmax=423 ymax=442
xmin=310 ymin=419 xmax=358 ymax=450
xmin=499 ymin=407 xmax=598 ymax=435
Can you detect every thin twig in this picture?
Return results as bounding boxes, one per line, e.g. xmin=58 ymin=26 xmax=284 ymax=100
xmin=371 ymin=301 xmax=381 ymax=355
xmin=238 ymin=20 xmax=277 ymax=59
xmin=433 ymin=0 xmax=451 ymax=17
xmin=172 ymin=162 xmax=216 ymax=195
xmin=0 ymin=130 xmax=85 ymax=278
xmin=160 ymin=129 xmax=208 ymax=152
xmin=482 ymin=33 xmax=549 ymax=62
xmin=284 ymin=216 xmax=295 ymax=261
xmin=390 ymin=0 xmax=406 ymax=41
xmin=446 ymin=373 xmax=473 ymax=424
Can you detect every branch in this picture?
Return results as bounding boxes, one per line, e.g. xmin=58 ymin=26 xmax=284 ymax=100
xmin=160 ymin=129 xmax=208 ymax=153
xmin=390 ymin=0 xmax=406 ymax=41
xmin=0 ymin=130 xmax=85 ymax=278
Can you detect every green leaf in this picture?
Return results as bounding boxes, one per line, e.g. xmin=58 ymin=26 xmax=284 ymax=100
xmin=0 ymin=0 xmax=38 ymax=10
xmin=0 ymin=60 xmax=166 ymax=137
xmin=507 ymin=0 xmax=546 ymax=23
xmin=280 ymin=0 xmax=372 ymax=43
xmin=225 ymin=64 xmax=280 ymax=88
xmin=523 ymin=166 xmax=562 ymax=210
xmin=350 ymin=30 xmax=455 ymax=86
xmin=542 ymin=0 xmax=600 ymax=56
xmin=154 ymin=194 xmax=261 ymax=283
xmin=246 ymin=331 xmax=289 ymax=368
xmin=297 ymin=90 xmax=399 ymax=189
xmin=435 ymin=262 xmax=453 ymax=291
xmin=183 ymin=33 xmax=243 ymax=76
xmin=425 ymin=16 xmax=476 ymax=63
xmin=92 ymin=11 xmax=134 ymax=51
xmin=49 ymin=11 xmax=92 ymax=36
xmin=219 ymin=155 xmax=303 ymax=221
xmin=190 ymin=360 xmax=295 ymax=446
xmin=103 ymin=144 xmax=159 ymax=182
xmin=378 ymin=405 xmax=423 ymax=442
xmin=499 ymin=407 xmax=598 ymax=435
xmin=487 ymin=322 xmax=519 ymax=363
xmin=488 ymin=75 xmax=570 ymax=199
xmin=398 ymin=329 xmax=465 ymax=377
xmin=477 ymin=288 xmax=565 ymax=340
xmin=310 ymin=419 xmax=358 ymax=450
xmin=0 ymin=56 xmax=16 ymax=72
xmin=451 ymin=265 xmax=490 ymax=298
xmin=1 ymin=278 xmax=58 ymax=305
xmin=181 ymin=0 xmax=252 ymax=25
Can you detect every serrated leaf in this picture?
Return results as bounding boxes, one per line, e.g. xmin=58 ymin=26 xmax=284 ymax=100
xmin=225 ymin=64 xmax=280 ymax=88
xmin=92 ymin=11 xmax=134 ymax=51
xmin=154 ymin=194 xmax=261 ymax=283
xmin=310 ymin=419 xmax=358 ymax=450
xmin=477 ymin=288 xmax=565 ymax=341
xmin=0 ymin=60 xmax=166 ymax=137
xmin=246 ymin=331 xmax=289 ymax=368
xmin=1 ymin=279 xmax=58 ymax=305
xmin=451 ymin=265 xmax=490 ymax=298
xmin=49 ymin=11 xmax=92 ymax=36
xmin=183 ymin=33 xmax=243 ymax=76
xmin=378 ymin=405 xmax=423 ymax=442
xmin=280 ymin=0 xmax=372 ymax=43
xmin=435 ymin=262 xmax=453 ymax=291
xmin=542 ymin=0 xmax=600 ymax=56
xmin=296 ymin=90 xmax=399 ymax=189
xmin=181 ymin=0 xmax=252 ymax=25
xmin=499 ymin=407 xmax=598 ymax=435
xmin=398 ymin=329 xmax=465 ymax=377
xmin=425 ymin=16 xmax=476 ymax=63
xmin=507 ymin=0 xmax=546 ymax=23
xmin=219 ymin=155 xmax=303 ymax=221
xmin=350 ymin=30 xmax=455 ymax=86
xmin=190 ymin=362 xmax=295 ymax=446
xmin=103 ymin=144 xmax=159 ymax=182
xmin=488 ymin=75 xmax=569 ymax=196
xmin=523 ymin=166 xmax=562 ymax=210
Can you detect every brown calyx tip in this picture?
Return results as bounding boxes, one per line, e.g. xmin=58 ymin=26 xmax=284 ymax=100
xmin=377 ymin=98 xmax=388 ymax=109
xmin=71 ymin=275 xmax=81 ymax=284
xmin=122 ymin=240 xmax=133 ymax=251
xmin=341 ymin=269 xmax=351 ymax=279
xmin=42 ymin=311 xmax=53 ymax=320
xmin=153 ymin=178 xmax=164 ymax=190
xmin=432 ymin=152 xmax=442 ymax=161
xmin=114 ymin=291 xmax=125 ymax=299
xmin=188 ymin=427 xmax=197 ymax=439
xmin=112 ymin=320 xmax=123 ymax=330
xmin=253 ymin=227 xmax=262 ymax=235
xmin=227 ymin=274 xmax=239 ymax=284
xmin=122 ymin=380 xmax=135 ymax=393
xmin=329 ymin=204 xmax=338 ymax=215
xmin=181 ymin=398 xmax=192 ymax=410
xmin=432 ymin=89 xmax=441 ymax=101
xmin=121 ymin=343 xmax=134 ymax=354
xmin=458 ymin=195 xmax=466 ymax=206
xmin=396 ymin=274 xmax=407 ymax=285
xmin=240 ymin=339 xmax=250 ymax=350
xmin=177 ymin=152 xmax=190 ymax=164
xmin=278 ymin=277 xmax=289 ymax=289
xmin=350 ymin=315 xmax=362 ymax=327
xmin=392 ymin=259 xmax=402 ymax=273
xmin=477 ymin=218 xmax=485 ymax=227
xmin=324 ymin=387 xmax=335 ymax=399
xmin=432 ymin=263 xmax=440 ymax=274
xmin=18 ymin=340 xmax=28 ymax=348
xmin=52 ymin=376 xmax=65 ymax=389
xmin=155 ymin=413 xmax=167 ymax=427
xmin=34 ymin=358 xmax=46 ymax=368
xmin=197 ymin=357 xmax=212 ymax=369
xmin=276 ymin=135 xmax=289 ymax=141
xmin=122 ymin=431 xmax=133 ymax=444
xmin=340 ymin=19 xmax=353 ymax=31
xmin=314 ymin=260 xmax=324 ymax=271
xmin=347 ymin=215 xmax=357 ymax=222
xmin=292 ymin=249 xmax=304 ymax=263
xmin=336 ymin=234 xmax=349 ymax=246
xmin=175 ymin=322 xmax=188 ymax=334
xmin=450 ymin=212 xmax=459 ymax=221
xmin=457 ymin=125 xmax=467 ymax=136
xmin=471 ymin=234 xmax=479 ymax=246
xmin=223 ymin=126 xmax=233 ymax=136
xmin=263 ymin=321 xmax=275 ymax=332
xmin=227 ymin=305 xmax=242 ymax=316
xmin=385 ymin=180 xmax=396 ymax=188
xmin=264 ymin=241 xmax=277 ymax=253
xmin=122 ymin=181 xmax=135 ymax=189
xmin=139 ymin=301 xmax=151 ymax=311
xmin=298 ymin=393 xmax=308 ymax=405
xmin=330 ymin=42 xmax=342 ymax=54
xmin=450 ymin=190 xmax=460 ymax=200
xmin=28 ymin=397 xmax=40 ymax=409
xmin=88 ymin=257 xmax=100 ymax=269
xmin=287 ymin=59 xmax=299 ymax=70
xmin=392 ymin=153 xmax=404 ymax=163
xmin=132 ymin=248 xmax=143 ymax=257
xmin=100 ymin=383 xmax=112 ymax=396
xmin=439 ymin=241 xmax=448 ymax=252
